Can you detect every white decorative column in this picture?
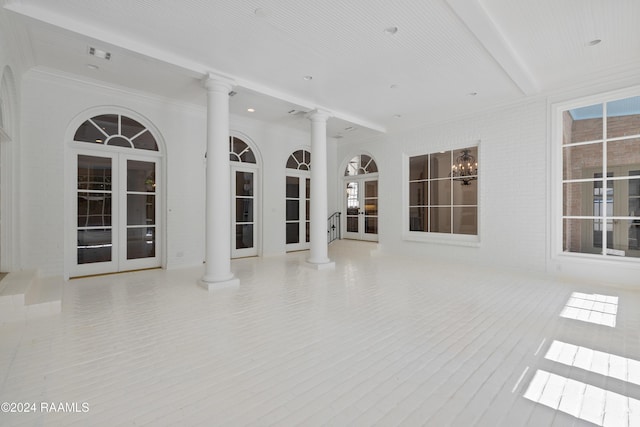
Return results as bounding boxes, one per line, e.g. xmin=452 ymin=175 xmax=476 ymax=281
xmin=307 ymin=109 xmax=335 ymax=269
xmin=199 ymin=73 xmax=240 ymax=290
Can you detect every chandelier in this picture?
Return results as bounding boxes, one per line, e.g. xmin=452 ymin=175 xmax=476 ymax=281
xmin=451 ymin=149 xmax=478 ymax=185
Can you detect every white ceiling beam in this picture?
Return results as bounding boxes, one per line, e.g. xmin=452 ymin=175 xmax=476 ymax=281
xmin=3 ymin=1 xmax=386 ymax=134
xmin=446 ymin=0 xmax=539 ymax=96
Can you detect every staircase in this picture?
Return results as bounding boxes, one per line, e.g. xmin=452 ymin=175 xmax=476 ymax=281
xmin=328 ymin=211 xmax=341 ymax=243
xmin=0 ymin=270 xmax=63 ymax=325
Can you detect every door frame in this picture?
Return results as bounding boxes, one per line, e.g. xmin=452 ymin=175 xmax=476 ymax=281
xmin=231 ymin=162 xmax=260 ymax=258
xmin=342 ymin=175 xmax=379 ymax=242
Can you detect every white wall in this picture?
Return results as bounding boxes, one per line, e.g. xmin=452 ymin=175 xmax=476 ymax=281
xmin=20 ymin=69 xmax=314 ymax=277
xmin=337 ymin=76 xmax=640 ymax=287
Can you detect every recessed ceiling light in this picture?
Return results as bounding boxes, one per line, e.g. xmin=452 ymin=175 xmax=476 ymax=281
xmin=468 ymin=92 xmax=478 ymax=96
xmin=588 ymin=39 xmax=602 ymax=46
xmin=383 ymin=26 xmax=398 ymax=35
xmin=88 ymin=46 xmax=111 ymax=60
xmin=247 ymin=108 xmax=255 ymax=112
xmin=303 ymin=75 xmax=313 ymax=81
xmin=95 ymin=139 xmax=103 ymax=143
xmin=86 ymin=64 xmax=99 ymax=70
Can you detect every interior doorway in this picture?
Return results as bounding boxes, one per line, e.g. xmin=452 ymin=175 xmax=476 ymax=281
xmin=342 ymin=154 xmax=378 ymax=242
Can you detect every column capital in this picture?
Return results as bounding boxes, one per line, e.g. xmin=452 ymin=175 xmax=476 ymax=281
xmin=306 ymin=108 xmax=332 ymax=122
xmin=203 ymin=72 xmax=236 ymax=92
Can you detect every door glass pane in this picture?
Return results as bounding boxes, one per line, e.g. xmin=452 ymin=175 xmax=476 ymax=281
xmin=365 ymin=180 xmax=378 ymax=197
xmin=78 ymin=155 xmax=112 ymax=190
xmin=364 ymin=199 xmax=378 ymax=215
xmin=306 ymin=178 xmax=310 ymax=199
xmin=78 ymin=229 xmax=112 ymax=264
xmin=236 ymin=198 xmax=253 ymax=222
xmin=78 ymin=193 xmax=112 ymax=226
xmin=306 ymin=222 xmax=310 ymax=243
xmin=346 ymin=216 xmax=358 ymax=233
xmin=286 ymin=200 xmax=299 ymax=221
xmin=236 ymin=224 xmax=254 ymax=249
xmin=128 ymin=160 xmax=155 ymax=192
xmin=236 ymin=172 xmax=253 ymax=196
xmin=365 ymin=217 xmax=378 ymax=234
xmin=128 ymin=194 xmax=155 ymax=225
xmin=286 ymin=223 xmax=299 ymax=244
xmin=346 ymin=182 xmax=359 ymax=211
xmin=286 ymin=176 xmax=299 ymax=198
xmin=127 ymin=227 xmax=156 ymax=259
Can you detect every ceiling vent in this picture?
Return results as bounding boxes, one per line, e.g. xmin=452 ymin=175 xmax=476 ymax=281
xmin=228 ymin=91 xmax=237 ymax=97
xmin=88 ymin=46 xmax=111 ymax=60
xmin=287 ymin=109 xmax=307 ymax=116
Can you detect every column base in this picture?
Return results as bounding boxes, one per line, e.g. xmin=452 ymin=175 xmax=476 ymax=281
xmin=198 ymin=277 xmax=240 ymax=291
xmin=305 ymin=260 xmax=336 ymax=270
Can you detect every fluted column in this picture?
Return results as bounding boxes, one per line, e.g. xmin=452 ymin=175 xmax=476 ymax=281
xmin=307 ymin=109 xmax=335 ymax=269
xmin=199 ymin=73 xmax=240 ymax=290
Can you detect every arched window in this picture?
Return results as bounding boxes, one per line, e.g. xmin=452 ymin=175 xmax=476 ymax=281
xmin=229 ymin=136 xmax=256 ymax=163
xmin=345 ymin=154 xmax=378 ymax=176
xmin=286 ymin=149 xmax=311 ymax=170
xmin=74 ymin=114 xmax=158 ymax=151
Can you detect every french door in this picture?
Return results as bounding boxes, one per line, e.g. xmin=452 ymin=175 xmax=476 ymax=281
xmin=285 ymin=174 xmax=310 ymax=251
xmin=73 ymin=150 xmax=160 ymax=277
xmin=232 ymin=165 xmax=258 ymax=258
xmin=343 ymin=177 xmax=378 ymax=241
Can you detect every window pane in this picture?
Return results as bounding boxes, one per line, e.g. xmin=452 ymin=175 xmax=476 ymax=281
xmin=120 ymin=116 xmax=145 ymax=138
xmin=286 ymin=200 xmax=299 ymax=221
xmin=131 ymin=129 xmax=158 ymax=151
xmin=453 ymin=207 xmax=477 ymax=235
xmin=563 ymin=143 xmax=602 ymax=180
xmin=236 ymin=172 xmax=253 ymax=196
xmin=430 ymin=180 xmax=451 ymax=206
xmin=606 ymin=96 xmax=640 ymax=139
xmin=607 ymin=138 xmax=640 ymax=172
xmin=430 ymin=152 xmax=451 ymax=179
xmin=128 ymin=194 xmax=155 ymax=225
xmin=453 ymin=179 xmax=477 ymax=205
xmin=409 ymin=207 xmax=428 ymax=231
xmin=77 ymin=229 xmax=112 ymax=264
xmin=286 ymin=156 xmax=298 ymax=169
xmin=409 ymin=155 xmax=429 ymax=180
xmin=565 ymin=104 xmax=603 ymax=144
xmin=235 ymin=224 xmax=253 ymax=249
xmin=92 ymin=114 xmax=118 ymax=136
xmin=563 ymin=218 xmax=600 ymax=254
xmin=563 ymin=182 xmax=592 ymax=216
xmin=294 ymin=150 xmax=304 ymax=164
xmin=409 ymin=182 xmax=428 ymax=206
xmin=107 ymin=136 xmax=131 ymax=148
xmin=78 ymin=155 xmax=112 ymax=191
xmin=236 ymin=198 xmax=253 ymax=222
xmin=127 ymin=227 xmax=155 ymax=259
xmin=430 ymin=207 xmax=451 ymax=233
xmin=128 ymin=160 xmax=155 ymax=192
xmin=74 ymin=120 xmax=106 ymax=143
xmin=78 ymin=193 xmax=112 ymax=227
xmin=286 ymin=176 xmax=299 ymax=198
xmin=286 ymin=222 xmax=299 ymax=244
xmin=240 ymin=149 xmax=256 ymax=163
xmin=625 ymin=220 xmax=640 ymax=253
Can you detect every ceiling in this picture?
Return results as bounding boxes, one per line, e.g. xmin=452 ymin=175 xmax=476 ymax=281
xmin=3 ymin=0 xmax=640 ymax=142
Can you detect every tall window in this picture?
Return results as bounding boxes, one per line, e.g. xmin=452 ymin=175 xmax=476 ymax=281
xmin=561 ymin=95 xmax=640 ymax=259
xmin=229 ymin=136 xmax=258 ymax=257
xmin=408 ymin=147 xmax=478 ymax=235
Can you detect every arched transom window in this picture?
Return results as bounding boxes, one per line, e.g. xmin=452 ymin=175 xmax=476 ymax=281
xmin=287 ymin=150 xmax=311 ymax=170
xmin=345 ymin=154 xmax=378 ymax=176
xmin=229 ymin=136 xmax=256 ymax=163
xmin=74 ymin=114 xmax=158 ymax=151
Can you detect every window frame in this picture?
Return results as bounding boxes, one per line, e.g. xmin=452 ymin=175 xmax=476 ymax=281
xmin=403 ymin=143 xmax=481 ymax=247
xmin=551 ymin=86 xmax=640 ymax=264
